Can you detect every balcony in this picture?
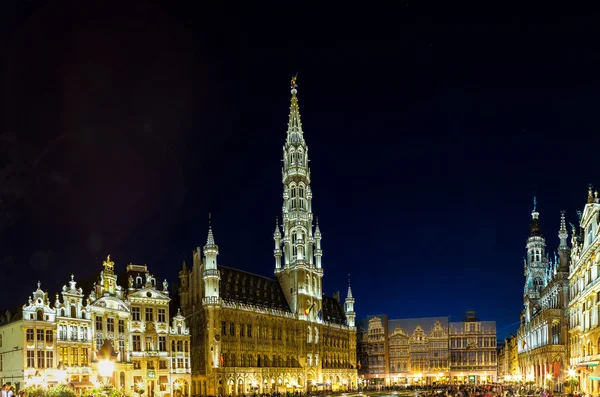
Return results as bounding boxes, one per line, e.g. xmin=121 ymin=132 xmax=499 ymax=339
xmin=203 ymin=296 xmax=221 ymax=306
xmin=203 ymin=269 xmax=220 ymax=279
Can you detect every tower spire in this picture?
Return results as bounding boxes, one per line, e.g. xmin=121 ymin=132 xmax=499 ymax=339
xmin=558 ymin=210 xmax=571 ymax=273
xmin=287 ymin=74 xmax=304 ymax=145
xmin=529 ymin=196 xmax=542 ymax=237
xmin=206 ymin=213 xmax=215 ymax=246
xmin=347 ymin=274 xmax=353 ymax=299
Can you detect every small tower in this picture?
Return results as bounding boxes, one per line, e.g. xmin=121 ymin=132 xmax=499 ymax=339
xmin=203 ymin=222 xmax=220 ymax=300
xmin=557 ymin=210 xmax=571 ymax=273
xmin=524 ymin=197 xmax=548 ymax=299
xmin=345 ymin=275 xmax=355 ymax=327
xmin=179 ymin=261 xmax=189 ymax=312
xmin=274 ymin=218 xmax=282 ymax=269
xmin=314 ymin=219 xmax=322 ymax=269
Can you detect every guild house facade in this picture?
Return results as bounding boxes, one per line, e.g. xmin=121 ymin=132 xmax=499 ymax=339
xmin=178 ymin=77 xmax=358 ymax=396
xmin=568 ymin=187 xmax=600 ymax=395
xmin=357 ymin=313 xmax=496 ymax=386
xmin=0 ymin=257 xmax=191 ymax=397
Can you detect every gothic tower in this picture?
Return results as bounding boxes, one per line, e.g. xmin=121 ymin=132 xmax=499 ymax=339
xmin=557 ymin=210 xmax=571 ymax=273
xmin=275 ymin=76 xmax=323 ymax=318
xmin=202 ymin=223 xmax=222 ymax=371
xmin=524 ymin=197 xmax=548 ymax=300
xmin=345 ymin=276 xmax=355 ymax=327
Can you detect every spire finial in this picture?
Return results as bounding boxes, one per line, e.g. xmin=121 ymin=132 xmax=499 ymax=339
xmin=589 ymin=184 xmax=595 ymax=204
xmin=290 ymin=73 xmax=298 ymax=94
xmin=316 ymin=216 xmax=319 ymax=225
xmin=287 ymin=74 xmax=304 ymax=143
xmin=209 ymin=212 xmax=212 ymax=228
xmin=533 ymin=196 xmax=537 ymax=212
xmin=346 ymin=274 xmax=353 ymax=299
xmin=276 ymin=216 xmax=279 ymax=226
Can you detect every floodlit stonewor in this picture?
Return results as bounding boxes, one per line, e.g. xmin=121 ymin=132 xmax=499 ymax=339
xmin=178 ymin=77 xmax=358 ymax=395
xmin=0 ymin=258 xmax=191 ymax=395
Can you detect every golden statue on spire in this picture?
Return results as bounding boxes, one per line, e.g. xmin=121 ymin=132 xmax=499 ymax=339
xmin=103 ymin=254 xmax=114 ymax=272
xmin=291 ymin=74 xmax=298 ymax=90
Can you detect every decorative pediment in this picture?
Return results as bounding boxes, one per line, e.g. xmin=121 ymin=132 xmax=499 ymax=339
xmin=169 ymin=308 xmax=190 ymax=336
xmin=581 ymin=203 xmax=600 ymax=229
xmin=128 ymin=288 xmax=170 ymax=301
xmin=91 ymin=296 xmax=130 ymax=312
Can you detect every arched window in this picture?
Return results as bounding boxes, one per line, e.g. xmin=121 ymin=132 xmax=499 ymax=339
xmin=298 ymin=185 xmax=305 ymax=210
xmin=290 ymin=184 xmax=297 ymax=210
xmin=37 ymin=309 xmax=44 ymax=321
xmin=314 ymin=327 xmax=319 ymax=344
xmin=297 ymin=150 xmax=303 ymax=165
xmin=71 ymin=306 xmax=77 ymax=319
xmin=307 ymin=326 xmax=312 ymax=343
xmin=292 ymin=233 xmax=297 ymax=258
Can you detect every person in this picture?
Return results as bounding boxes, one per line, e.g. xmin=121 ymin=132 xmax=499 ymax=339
xmin=1 ymin=384 xmax=13 ymax=397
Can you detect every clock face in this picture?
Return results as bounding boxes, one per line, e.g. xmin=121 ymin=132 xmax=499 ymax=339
xmin=215 ymin=334 xmax=220 ymax=342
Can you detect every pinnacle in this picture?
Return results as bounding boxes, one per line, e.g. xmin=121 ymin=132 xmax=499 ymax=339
xmin=206 ymin=227 xmax=216 ymax=246
xmin=286 ymin=75 xmax=305 ymax=145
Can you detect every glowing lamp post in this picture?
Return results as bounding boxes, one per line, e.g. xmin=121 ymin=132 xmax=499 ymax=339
xmin=97 ymin=339 xmax=118 ymax=386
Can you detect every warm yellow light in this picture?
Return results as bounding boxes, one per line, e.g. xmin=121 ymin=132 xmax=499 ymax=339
xmin=137 ymin=381 xmax=144 ymax=390
xmin=56 ymin=369 xmax=67 ymax=383
xmin=546 ymin=373 xmax=552 ymax=380
xmin=98 ymin=359 xmax=114 ymax=378
xmin=526 ymin=374 xmax=534 ymax=382
xmin=505 ymin=375 xmax=512 ymax=382
xmin=568 ymin=369 xmax=576 ymax=378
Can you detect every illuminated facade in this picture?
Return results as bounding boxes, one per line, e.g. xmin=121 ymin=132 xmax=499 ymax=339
xmin=516 ymin=200 xmax=570 ymax=391
xmin=55 ymin=274 xmax=92 ymax=387
xmin=357 ymin=313 xmax=496 ymax=386
xmin=0 ymin=258 xmax=190 ymax=396
xmin=568 ymin=187 xmax=600 ymax=395
xmin=497 ymin=335 xmax=518 ymax=381
xmin=123 ymin=263 xmax=191 ymax=396
xmin=449 ymin=313 xmax=497 ymax=385
xmin=179 ymin=77 xmax=357 ymax=396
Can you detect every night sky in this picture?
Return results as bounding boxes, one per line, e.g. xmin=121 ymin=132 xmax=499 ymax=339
xmin=2 ymin=1 xmax=600 ymax=339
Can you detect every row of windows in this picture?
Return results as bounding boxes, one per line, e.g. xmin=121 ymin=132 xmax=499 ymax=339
xmin=95 ymin=317 xmax=127 ymax=333
xmin=130 ymin=307 xmax=167 ymax=322
xmin=26 ymin=329 xmax=53 ymax=343
xmin=450 ymin=350 xmax=497 ymax=364
xmin=58 ymin=347 xmax=89 ymax=366
xmin=450 ymin=337 xmax=496 ymax=348
xmin=58 ymin=325 xmax=89 ymax=341
xmin=26 ymin=350 xmax=53 ymax=369
xmin=131 ymin=335 xmax=188 ymax=353
xmin=132 ymin=359 xmax=169 ymax=370
xmin=133 ymin=358 xmax=189 ymax=370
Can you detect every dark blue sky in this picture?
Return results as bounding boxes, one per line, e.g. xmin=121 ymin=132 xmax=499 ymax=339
xmin=2 ymin=1 xmax=600 ymax=339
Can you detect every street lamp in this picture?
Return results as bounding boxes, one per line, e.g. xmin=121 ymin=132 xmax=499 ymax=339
xmin=97 ymin=339 xmax=118 ymax=386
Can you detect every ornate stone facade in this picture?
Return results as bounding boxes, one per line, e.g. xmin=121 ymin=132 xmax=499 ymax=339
xmin=497 ymin=335 xmax=518 ymax=381
xmin=568 ymin=187 xmax=600 ymax=395
xmin=179 ymin=77 xmax=357 ymax=396
xmin=0 ymin=258 xmax=190 ymax=397
xmin=358 ymin=313 xmax=496 ymax=386
xmin=516 ymin=200 xmax=570 ymax=391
